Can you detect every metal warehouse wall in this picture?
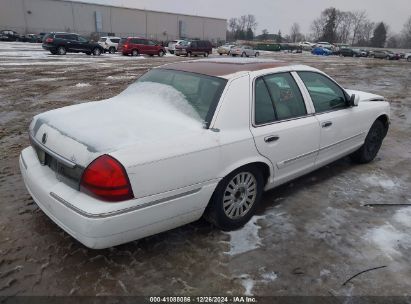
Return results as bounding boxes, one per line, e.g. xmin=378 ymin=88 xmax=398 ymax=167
xmin=0 ymin=0 xmax=227 ymax=42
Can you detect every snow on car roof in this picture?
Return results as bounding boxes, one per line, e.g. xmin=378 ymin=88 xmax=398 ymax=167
xmin=160 ymin=58 xmax=291 ymax=78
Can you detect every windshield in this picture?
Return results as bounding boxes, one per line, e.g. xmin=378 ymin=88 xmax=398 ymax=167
xmin=137 ymin=69 xmax=227 ymax=126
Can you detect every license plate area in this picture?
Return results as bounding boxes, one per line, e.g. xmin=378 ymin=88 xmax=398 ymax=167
xmin=32 ymin=145 xmax=83 ymax=190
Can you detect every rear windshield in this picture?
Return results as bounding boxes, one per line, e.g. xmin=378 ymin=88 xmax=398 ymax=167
xmin=137 ymin=69 xmax=227 ymax=126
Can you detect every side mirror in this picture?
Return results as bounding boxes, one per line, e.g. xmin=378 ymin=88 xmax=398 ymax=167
xmin=349 ymin=94 xmax=360 ymax=107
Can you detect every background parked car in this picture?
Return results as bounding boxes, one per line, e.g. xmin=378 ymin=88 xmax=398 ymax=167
xmin=405 ymin=53 xmax=411 ymax=62
xmin=24 ymin=34 xmax=39 ymax=43
xmin=174 ymin=40 xmax=212 ymax=57
xmin=230 ymin=45 xmax=259 ymax=57
xmin=0 ymin=30 xmax=22 ymax=41
xmin=340 ymin=47 xmax=363 ymax=57
xmin=98 ymin=36 xmax=121 ymax=53
xmin=37 ymin=32 xmax=47 ymax=43
xmin=167 ymin=40 xmax=184 ymax=54
xmin=217 ymin=43 xmax=235 ymax=55
xmin=370 ymin=50 xmax=399 ymax=60
xmin=315 ymin=42 xmax=334 ymax=50
xmin=118 ymin=37 xmax=166 ymax=57
xmin=299 ymin=41 xmax=315 ymax=51
xmin=42 ymin=32 xmax=104 ymax=56
xmin=312 ymin=47 xmax=333 ymax=56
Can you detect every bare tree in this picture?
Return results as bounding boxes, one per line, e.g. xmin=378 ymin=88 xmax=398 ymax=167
xmin=351 ymin=10 xmax=367 ymax=45
xmin=228 ymin=18 xmax=238 ymax=33
xmin=311 ymin=16 xmax=326 ymax=41
xmin=290 ymin=22 xmax=301 ymax=42
xmin=401 ymin=16 xmax=411 ymax=47
xmin=336 ymin=11 xmax=354 ymax=43
xmin=245 ymin=15 xmax=258 ymax=31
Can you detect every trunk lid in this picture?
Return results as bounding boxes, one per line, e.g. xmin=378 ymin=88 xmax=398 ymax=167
xmin=30 ymin=82 xmax=204 ymax=168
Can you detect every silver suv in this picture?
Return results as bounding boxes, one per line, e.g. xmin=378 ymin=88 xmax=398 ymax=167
xmin=98 ymin=36 xmax=121 ymax=54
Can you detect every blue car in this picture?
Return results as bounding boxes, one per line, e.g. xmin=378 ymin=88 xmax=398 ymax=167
xmin=311 ymin=47 xmax=332 ymax=56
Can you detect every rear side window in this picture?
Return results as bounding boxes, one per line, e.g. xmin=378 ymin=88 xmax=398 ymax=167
xmin=254 ymin=73 xmax=307 ymax=125
xmin=255 ymin=78 xmax=276 ymax=125
xmin=263 ymin=73 xmax=307 ymax=120
xmin=119 ymin=38 xmax=128 ymax=44
xmin=298 ymin=72 xmax=347 ymax=113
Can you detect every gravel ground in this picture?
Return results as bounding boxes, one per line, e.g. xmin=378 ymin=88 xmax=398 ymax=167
xmin=0 ymin=42 xmax=410 ymax=297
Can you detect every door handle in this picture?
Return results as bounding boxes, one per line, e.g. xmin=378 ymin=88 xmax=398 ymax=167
xmin=322 ymin=121 xmax=333 ymax=128
xmin=264 ymin=135 xmax=280 ymax=143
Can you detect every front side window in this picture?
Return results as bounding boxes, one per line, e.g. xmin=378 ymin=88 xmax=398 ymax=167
xmin=78 ymin=36 xmax=87 ymax=42
xmin=298 ymin=72 xmax=347 ymax=113
xmin=137 ymin=69 xmax=227 ymax=125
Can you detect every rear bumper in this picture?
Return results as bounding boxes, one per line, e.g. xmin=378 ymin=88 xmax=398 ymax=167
xmin=20 ymin=146 xmax=217 ymax=249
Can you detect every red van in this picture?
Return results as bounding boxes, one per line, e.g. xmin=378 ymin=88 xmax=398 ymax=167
xmin=118 ymin=37 xmax=166 ymax=57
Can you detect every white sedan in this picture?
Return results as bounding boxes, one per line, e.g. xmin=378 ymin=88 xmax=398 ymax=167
xmin=231 ymin=45 xmax=259 ymax=57
xmin=20 ymin=58 xmax=390 ymax=249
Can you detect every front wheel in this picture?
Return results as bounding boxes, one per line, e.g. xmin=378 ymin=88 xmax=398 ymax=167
xmin=204 ymin=51 xmax=209 ymax=57
xmin=204 ymin=166 xmax=264 ymax=230
xmin=109 ymin=47 xmax=116 ymax=54
xmin=158 ymin=50 xmax=165 ymax=57
xmin=132 ymin=49 xmax=139 ymax=57
xmin=93 ymin=48 xmax=101 ymax=56
xmin=255 ymin=52 xmax=260 ymax=57
xmin=241 ymin=52 xmax=246 ymax=57
xmin=351 ymin=120 xmax=386 ymax=164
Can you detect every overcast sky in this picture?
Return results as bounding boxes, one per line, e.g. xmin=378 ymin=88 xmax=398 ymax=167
xmin=71 ymin=0 xmax=410 ymax=35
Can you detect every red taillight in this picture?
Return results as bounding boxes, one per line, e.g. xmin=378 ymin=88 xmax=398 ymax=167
xmin=123 ymin=44 xmax=129 ymax=49
xmin=45 ymin=37 xmax=54 ymax=43
xmin=80 ymin=155 xmax=134 ymax=202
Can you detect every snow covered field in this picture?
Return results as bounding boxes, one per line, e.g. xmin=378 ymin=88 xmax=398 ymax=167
xmin=1 ymin=42 xmax=411 ymax=297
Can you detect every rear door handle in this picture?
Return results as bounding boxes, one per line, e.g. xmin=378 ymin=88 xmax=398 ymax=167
xmin=322 ymin=121 xmax=333 ymax=128
xmin=264 ymin=136 xmax=280 ymax=143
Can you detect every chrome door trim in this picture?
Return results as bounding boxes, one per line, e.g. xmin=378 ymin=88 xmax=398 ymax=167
xmin=276 ymin=132 xmax=365 ymax=168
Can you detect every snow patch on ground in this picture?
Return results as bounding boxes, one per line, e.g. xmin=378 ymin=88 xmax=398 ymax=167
xmin=107 ymin=75 xmax=139 ymax=80
xmin=365 ymin=224 xmax=411 ymax=259
xmin=360 ymin=173 xmax=400 ymax=190
xmin=32 ymin=77 xmax=67 ymax=82
xmin=261 ymin=271 xmax=278 ymax=282
xmin=224 ymin=215 xmax=265 ymax=256
xmin=239 ymin=275 xmax=255 ymax=296
xmin=393 ymin=207 xmax=411 ymax=228
xmin=320 ymin=269 xmax=331 ymax=277
xmin=75 ymin=83 xmax=91 ymax=88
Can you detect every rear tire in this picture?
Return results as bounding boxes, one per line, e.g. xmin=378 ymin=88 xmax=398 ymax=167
xmin=255 ymin=52 xmax=260 ymax=57
xmin=241 ymin=52 xmax=246 ymax=57
xmin=204 ymin=51 xmax=209 ymax=57
xmin=132 ymin=49 xmax=139 ymax=57
xmin=351 ymin=120 xmax=385 ymax=164
xmin=187 ymin=51 xmax=192 ymax=57
xmin=158 ymin=50 xmax=165 ymax=57
xmin=109 ymin=47 xmax=116 ymax=54
xmin=57 ymin=46 xmax=66 ymax=55
xmin=204 ymin=166 xmax=264 ymax=230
